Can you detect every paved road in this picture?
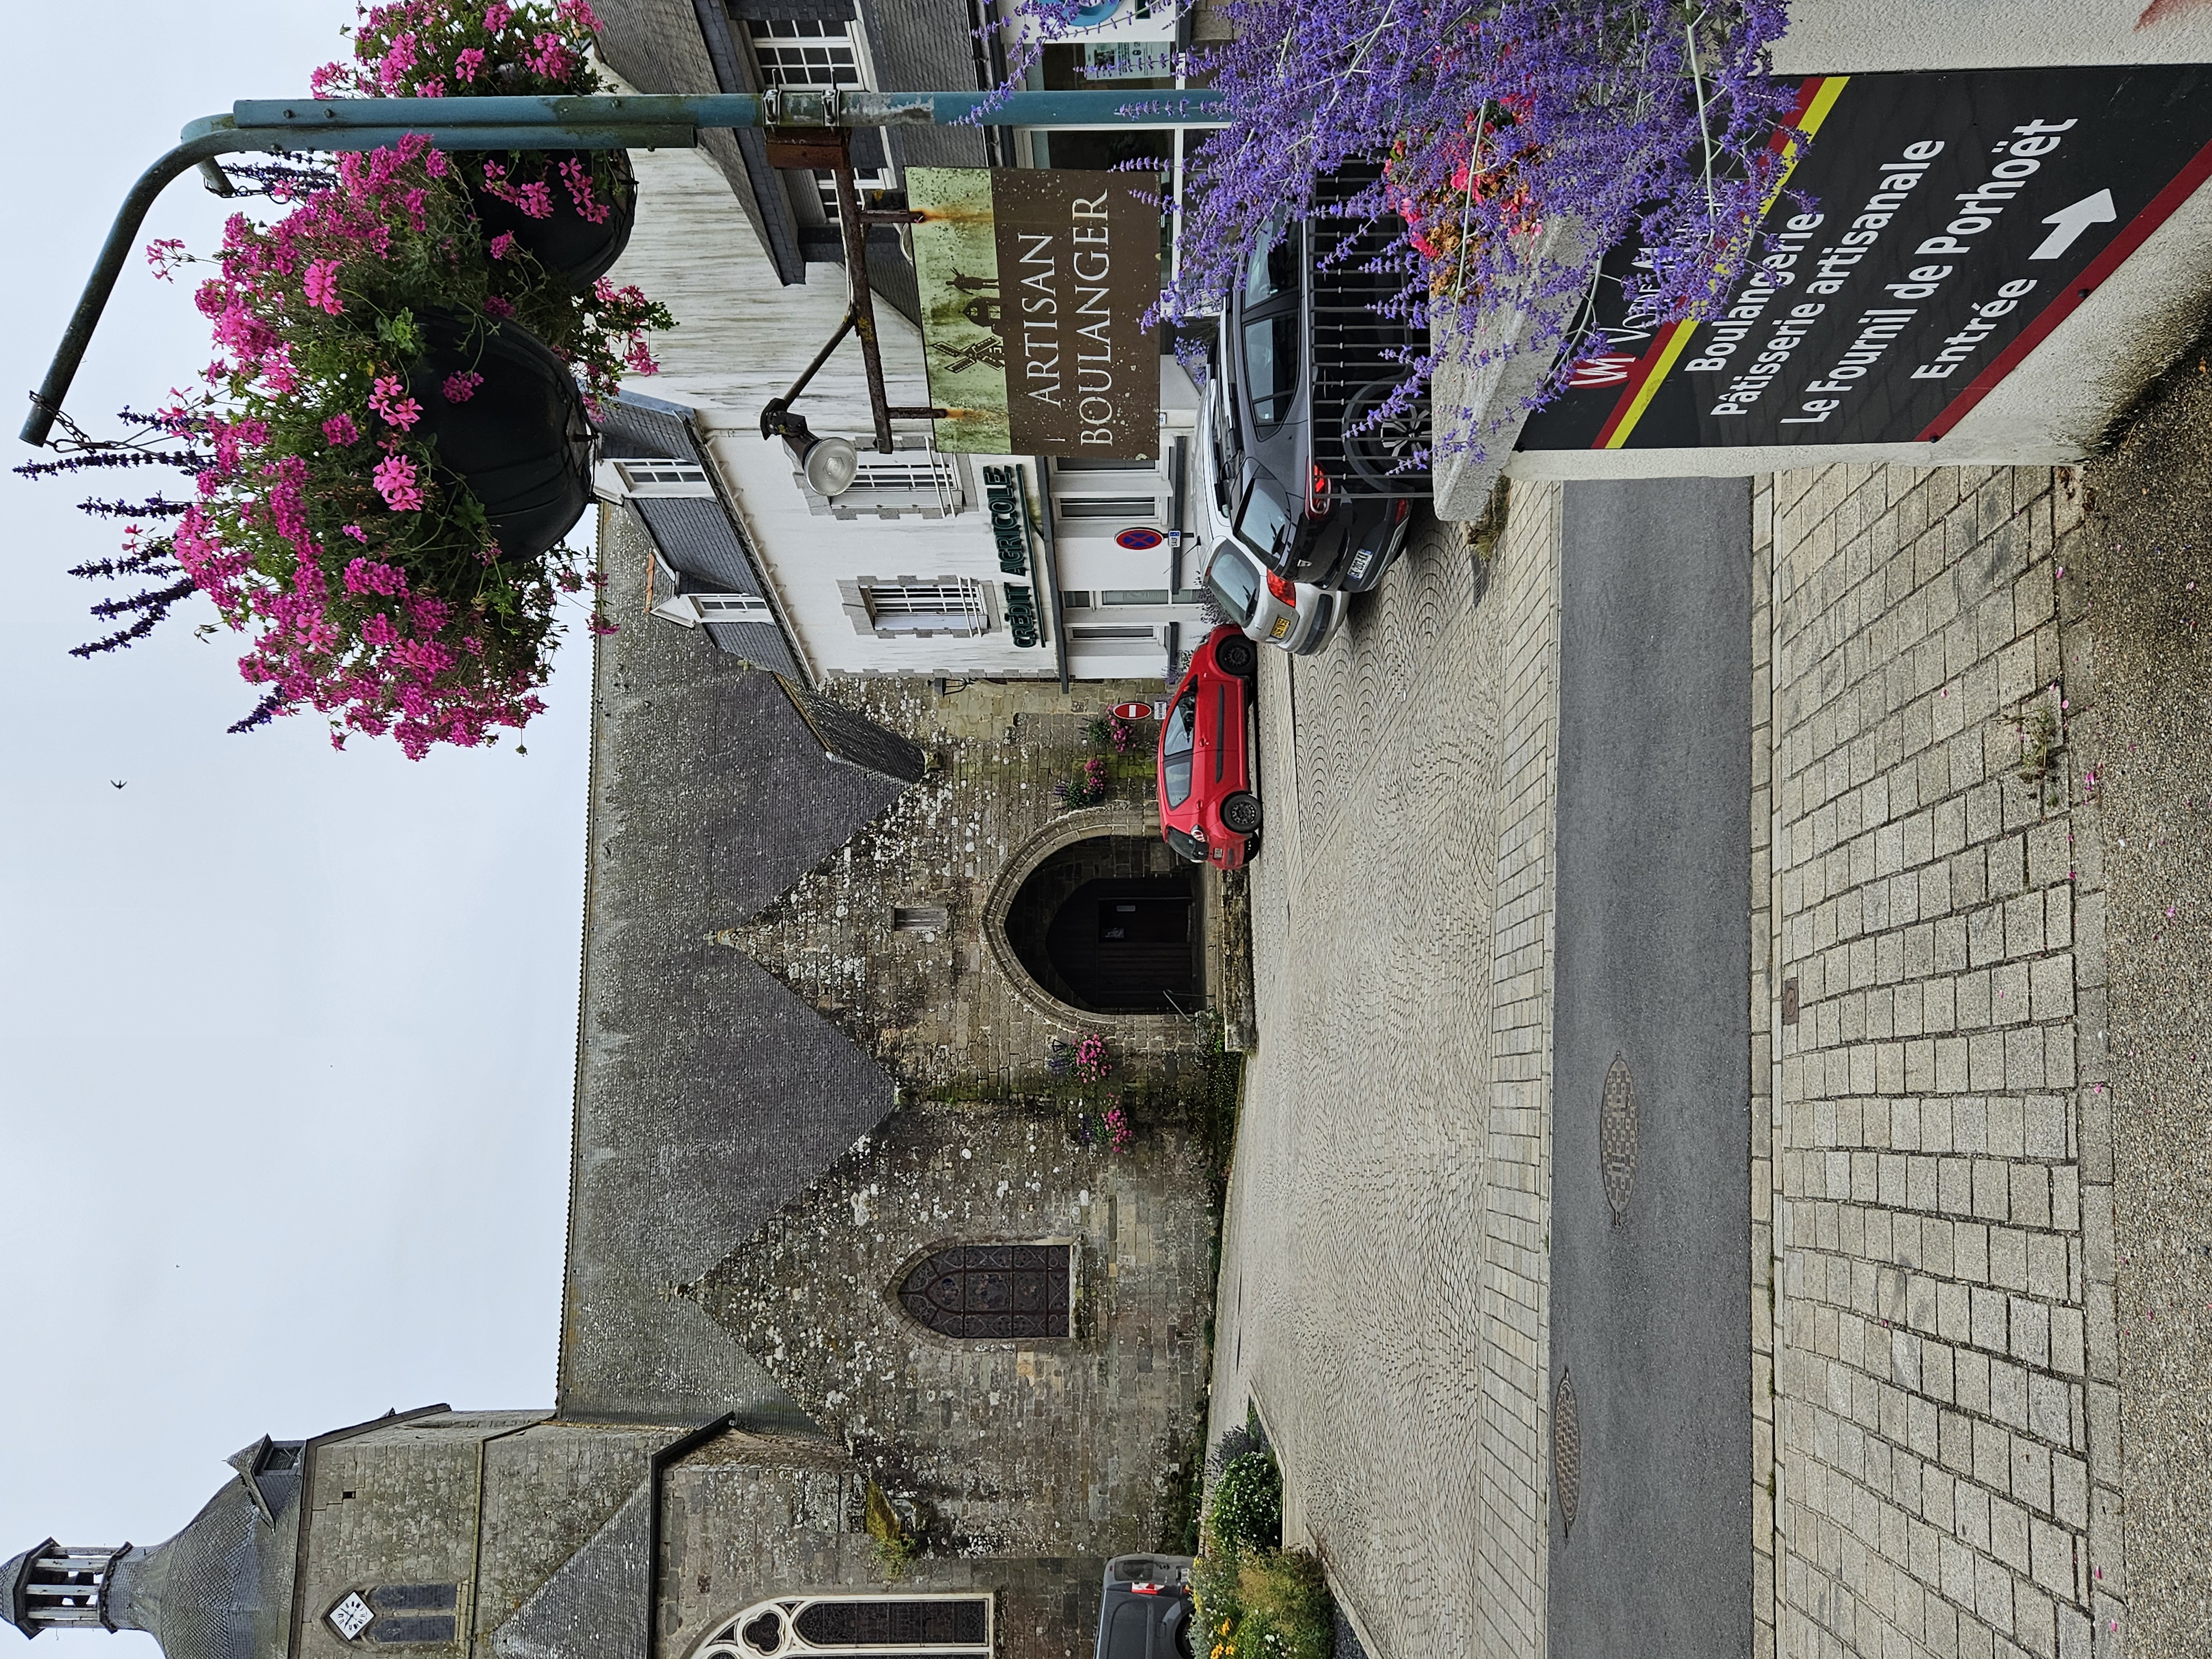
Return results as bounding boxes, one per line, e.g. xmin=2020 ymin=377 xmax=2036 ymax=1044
xmin=1213 ymin=504 xmax=1512 ymax=1659
xmin=1547 ymin=478 xmax=1753 ymax=1658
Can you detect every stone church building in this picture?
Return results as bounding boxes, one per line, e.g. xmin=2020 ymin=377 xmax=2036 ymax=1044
xmin=2 ymin=508 xmax=1233 ymax=1659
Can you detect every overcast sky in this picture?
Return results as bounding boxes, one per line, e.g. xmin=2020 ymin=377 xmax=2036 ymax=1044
xmin=0 ymin=7 xmax=588 ymax=1640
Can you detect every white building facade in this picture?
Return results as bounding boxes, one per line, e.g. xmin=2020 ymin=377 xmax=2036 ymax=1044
xmin=593 ymin=0 xmax=1220 ymax=687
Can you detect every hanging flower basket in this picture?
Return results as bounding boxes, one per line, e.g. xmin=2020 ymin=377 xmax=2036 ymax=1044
xmin=23 ymin=125 xmax=672 ymax=759
xmin=321 ymin=1 xmax=639 ymax=288
xmin=465 ymin=149 xmax=638 ymax=289
xmin=403 ymin=310 xmax=596 ymax=562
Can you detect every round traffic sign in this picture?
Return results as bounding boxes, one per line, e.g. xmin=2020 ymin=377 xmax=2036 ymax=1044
xmin=1110 ymin=701 xmax=1154 ymax=721
xmin=1114 ymin=526 xmax=1165 ymax=550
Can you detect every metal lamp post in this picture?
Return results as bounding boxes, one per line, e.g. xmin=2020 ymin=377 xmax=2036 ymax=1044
xmin=19 ymin=86 xmax=1226 ymax=450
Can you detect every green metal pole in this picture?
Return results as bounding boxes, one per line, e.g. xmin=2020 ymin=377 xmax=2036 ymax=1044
xmin=23 ymin=87 xmax=1228 ymax=447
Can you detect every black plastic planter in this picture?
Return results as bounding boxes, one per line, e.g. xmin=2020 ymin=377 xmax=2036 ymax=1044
xmin=408 ymin=316 xmax=593 ymax=564
xmin=463 ymin=150 xmax=637 ymax=290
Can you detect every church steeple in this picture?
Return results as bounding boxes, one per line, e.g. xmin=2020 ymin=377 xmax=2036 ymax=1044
xmin=3 ymin=1542 xmax=129 ymax=1636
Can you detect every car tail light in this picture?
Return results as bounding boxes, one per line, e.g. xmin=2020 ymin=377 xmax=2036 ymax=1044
xmin=1307 ymin=462 xmax=1332 ymax=517
xmin=1265 ymin=569 xmax=1297 ymax=605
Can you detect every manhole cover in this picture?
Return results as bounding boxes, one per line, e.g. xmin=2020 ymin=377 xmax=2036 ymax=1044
xmin=1600 ymin=1053 xmax=1637 ymax=1227
xmin=1553 ymin=1368 xmax=1580 ymax=1542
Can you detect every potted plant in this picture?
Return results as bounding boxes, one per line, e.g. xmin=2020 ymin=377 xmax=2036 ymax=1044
xmin=24 ymin=124 xmax=672 ymax=758
xmin=314 ymin=0 xmax=639 ymax=286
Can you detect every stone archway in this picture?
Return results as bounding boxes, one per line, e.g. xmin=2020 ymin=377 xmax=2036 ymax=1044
xmin=982 ymin=806 xmax=1193 ymax=1041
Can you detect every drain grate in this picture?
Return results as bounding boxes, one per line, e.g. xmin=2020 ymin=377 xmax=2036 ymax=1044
xmin=1599 ymin=1053 xmax=1637 ymax=1227
xmin=1553 ymin=1369 xmax=1580 ymax=1541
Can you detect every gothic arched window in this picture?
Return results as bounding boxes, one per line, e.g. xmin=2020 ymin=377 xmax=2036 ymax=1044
xmin=692 ymin=1595 xmax=993 ymax=1659
xmin=898 ymin=1243 xmax=1072 ymax=1338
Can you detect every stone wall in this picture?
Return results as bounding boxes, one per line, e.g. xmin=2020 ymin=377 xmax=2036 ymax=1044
xmin=692 ymin=1101 xmax=1215 ymax=1566
xmin=722 ymin=679 xmax=1217 ymax=1091
xmin=1762 ymin=462 xmax=2111 ymax=1659
xmin=660 ymin=1428 xmax=1100 ymax=1659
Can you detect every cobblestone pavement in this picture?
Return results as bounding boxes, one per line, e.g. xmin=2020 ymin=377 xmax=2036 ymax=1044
xmin=1211 ymin=488 xmax=1562 ymax=1659
xmin=1760 ymin=464 xmax=2115 ymax=1659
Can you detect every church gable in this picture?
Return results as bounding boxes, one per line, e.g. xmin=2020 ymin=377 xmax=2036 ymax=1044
xmin=689 ymin=1103 xmax=1214 ymax=1558
xmin=565 ymin=520 xmax=923 ymax=1425
xmin=713 ymin=680 xmax=1213 ymax=1095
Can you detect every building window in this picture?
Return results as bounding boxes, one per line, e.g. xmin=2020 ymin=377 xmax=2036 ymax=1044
xmin=743 ymin=19 xmax=894 ymax=218
xmin=745 ymin=17 xmax=862 ymax=87
xmin=693 ymin=1596 xmax=993 ymax=1659
xmin=1102 ymin=589 xmax=1171 ymax=606
xmin=1071 ymin=625 xmax=1156 ymax=641
xmin=893 ymin=905 xmax=947 ymax=933
xmin=1060 ymin=591 xmax=1093 ymax=610
xmin=846 ymin=577 xmax=991 ymax=639
xmin=614 ymin=460 xmax=710 ymax=494
xmin=1057 ymin=496 xmax=1159 ymax=519
xmin=898 ymin=1243 xmax=1072 ymax=1339
xmin=802 ymin=439 xmax=966 ymax=520
xmin=327 ymin=1587 xmax=458 ymax=1646
xmin=695 ymin=593 xmax=772 ymax=620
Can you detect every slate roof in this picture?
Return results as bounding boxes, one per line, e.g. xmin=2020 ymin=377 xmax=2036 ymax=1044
xmin=596 ymin=394 xmax=693 ymax=461
xmin=93 ymin=1475 xmax=293 ymax=1659
xmin=604 ymin=393 xmax=807 ymax=679
xmin=559 ymin=506 xmax=914 ymax=1426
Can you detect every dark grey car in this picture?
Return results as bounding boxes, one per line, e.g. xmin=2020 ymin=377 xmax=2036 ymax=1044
xmin=1094 ymin=1554 xmax=1196 ymax=1659
xmin=1217 ymin=182 xmax=1429 ymax=594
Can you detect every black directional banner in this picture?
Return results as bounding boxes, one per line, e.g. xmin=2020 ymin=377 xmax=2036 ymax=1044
xmin=1518 ymin=66 xmax=2212 ymax=453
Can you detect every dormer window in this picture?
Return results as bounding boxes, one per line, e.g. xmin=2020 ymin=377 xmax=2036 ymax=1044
xmin=614 ymin=460 xmax=711 ymax=496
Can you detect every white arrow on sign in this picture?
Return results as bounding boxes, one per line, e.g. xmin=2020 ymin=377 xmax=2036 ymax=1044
xmin=2030 ymin=189 xmax=2118 ymax=261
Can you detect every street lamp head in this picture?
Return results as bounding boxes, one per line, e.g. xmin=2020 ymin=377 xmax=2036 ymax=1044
xmin=761 ymin=401 xmax=859 ymax=499
xmin=800 ymin=433 xmax=859 ymax=497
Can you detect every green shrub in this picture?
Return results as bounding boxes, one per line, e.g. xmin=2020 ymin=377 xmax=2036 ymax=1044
xmin=1234 ymin=1550 xmax=1333 ymax=1659
xmin=1190 ymin=1544 xmax=1333 ymax=1659
xmin=1205 ymin=1451 xmax=1282 ymax=1554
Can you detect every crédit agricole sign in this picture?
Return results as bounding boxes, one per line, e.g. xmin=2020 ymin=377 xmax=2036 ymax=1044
xmin=908 ymin=167 xmax=1161 ymax=459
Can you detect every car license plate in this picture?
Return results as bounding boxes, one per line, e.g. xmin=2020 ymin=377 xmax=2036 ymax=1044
xmin=1347 ymin=549 xmax=1374 ymax=582
xmin=1269 ymin=616 xmax=1290 ymax=640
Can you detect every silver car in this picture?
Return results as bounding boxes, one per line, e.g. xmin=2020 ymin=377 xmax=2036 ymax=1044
xmin=1199 ymin=536 xmax=1342 ymax=656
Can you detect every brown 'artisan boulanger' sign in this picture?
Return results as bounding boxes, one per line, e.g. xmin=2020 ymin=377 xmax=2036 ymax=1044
xmin=909 ymin=168 xmax=1160 ymax=458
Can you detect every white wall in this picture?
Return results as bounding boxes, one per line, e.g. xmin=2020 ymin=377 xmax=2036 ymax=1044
xmin=1775 ymin=0 xmax=2212 ymax=72
xmin=602 ymin=144 xmax=1051 ymax=677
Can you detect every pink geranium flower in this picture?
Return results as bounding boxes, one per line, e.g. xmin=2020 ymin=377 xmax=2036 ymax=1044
xmin=441 ymin=371 xmax=484 ymax=403
xmin=302 ymin=258 xmax=345 ymax=315
xmin=368 ymin=375 xmax=422 ymax=431
xmin=372 ymin=453 xmax=425 ymax=512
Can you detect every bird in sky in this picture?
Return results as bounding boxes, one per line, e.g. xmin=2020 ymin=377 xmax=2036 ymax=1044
xmin=110 ymin=780 xmax=127 ymax=789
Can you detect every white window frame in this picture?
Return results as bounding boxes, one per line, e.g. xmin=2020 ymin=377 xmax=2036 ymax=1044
xmin=799 ymin=433 xmax=968 ymax=520
xmin=743 ymin=17 xmax=895 ymax=216
xmin=690 ymin=1595 xmax=993 ymax=1659
xmin=842 ymin=576 xmax=993 ymax=639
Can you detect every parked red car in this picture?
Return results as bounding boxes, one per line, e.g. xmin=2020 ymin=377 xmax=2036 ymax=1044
xmin=1157 ymin=624 xmax=1262 ymax=869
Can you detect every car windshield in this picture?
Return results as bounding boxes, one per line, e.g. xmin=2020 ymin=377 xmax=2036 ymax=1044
xmin=1203 ymin=544 xmax=1262 ymax=627
xmin=1243 ymin=214 xmax=1297 ymax=305
xmin=1241 ymin=314 xmax=1299 ymax=431
xmin=1161 ymin=690 xmax=1197 ymax=806
xmin=1233 ymin=478 xmax=1294 ymax=565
